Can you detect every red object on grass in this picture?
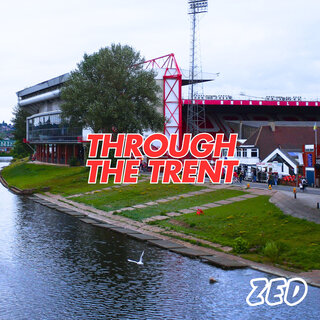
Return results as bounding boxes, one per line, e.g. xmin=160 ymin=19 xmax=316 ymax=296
xmin=196 ymin=209 xmax=204 ymax=215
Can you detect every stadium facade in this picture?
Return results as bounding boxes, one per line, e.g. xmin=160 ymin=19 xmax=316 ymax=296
xmin=17 ymin=53 xmax=320 ymax=165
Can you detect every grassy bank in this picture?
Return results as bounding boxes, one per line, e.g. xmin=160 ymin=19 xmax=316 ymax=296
xmin=116 ymin=189 xmax=246 ymax=221
xmin=1 ymin=160 xmax=113 ymax=195
xmin=72 ymin=181 xmax=205 ymax=213
xmin=2 ymin=160 xmax=319 ymax=271
xmin=154 ymin=195 xmax=320 ymax=271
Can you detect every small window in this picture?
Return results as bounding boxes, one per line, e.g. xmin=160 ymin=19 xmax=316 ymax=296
xmin=305 ymin=145 xmax=314 ymax=152
xmin=251 ymin=148 xmax=258 ymax=157
xmin=237 ymin=149 xmax=241 ymax=157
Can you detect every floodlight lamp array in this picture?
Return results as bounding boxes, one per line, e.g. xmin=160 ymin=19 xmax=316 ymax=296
xmin=188 ymin=0 xmax=208 ymax=14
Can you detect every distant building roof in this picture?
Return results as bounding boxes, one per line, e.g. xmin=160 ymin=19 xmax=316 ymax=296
xmin=245 ymin=125 xmax=320 ymax=160
xmin=16 ymin=73 xmax=70 ymax=98
xmin=278 ymin=149 xmax=301 ymax=166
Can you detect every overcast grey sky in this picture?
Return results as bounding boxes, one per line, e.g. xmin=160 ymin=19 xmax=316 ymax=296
xmin=1 ymin=0 xmax=319 ymax=123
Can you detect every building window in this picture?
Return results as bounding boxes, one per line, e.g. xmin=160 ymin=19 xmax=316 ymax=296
xmin=305 ymin=145 xmax=314 ymax=152
xmin=237 ymin=149 xmax=241 ymax=157
xmin=242 ymin=149 xmax=247 ymax=157
xmin=251 ymin=148 xmax=258 ymax=157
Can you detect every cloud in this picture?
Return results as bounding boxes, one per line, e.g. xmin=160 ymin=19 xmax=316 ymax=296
xmin=0 ymin=0 xmax=319 ymax=122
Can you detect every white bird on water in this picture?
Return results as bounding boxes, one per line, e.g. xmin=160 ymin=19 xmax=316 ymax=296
xmin=128 ymin=251 xmax=144 ymax=265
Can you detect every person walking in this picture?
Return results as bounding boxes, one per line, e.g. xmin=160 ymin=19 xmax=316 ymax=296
xmin=300 ymin=177 xmax=307 ymax=192
xmin=252 ymin=168 xmax=257 ymax=182
xmin=233 ymin=171 xmax=239 ymax=183
xmin=239 ymin=171 xmax=243 ymax=184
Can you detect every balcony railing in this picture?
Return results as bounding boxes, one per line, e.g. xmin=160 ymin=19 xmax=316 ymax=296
xmin=28 ymin=126 xmax=82 ymax=143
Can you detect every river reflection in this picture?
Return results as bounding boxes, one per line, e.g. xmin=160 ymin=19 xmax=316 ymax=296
xmin=0 ymin=162 xmax=319 ymax=319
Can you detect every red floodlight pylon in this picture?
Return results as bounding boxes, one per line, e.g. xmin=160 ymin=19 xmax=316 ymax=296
xmin=140 ymin=53 xmax=182 ymax=148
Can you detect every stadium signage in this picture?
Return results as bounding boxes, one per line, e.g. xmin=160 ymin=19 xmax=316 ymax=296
xmin=194 ymin=94 xmax=233 ymax=100
xmin=265 ymin=96 xmax=302 ymax=101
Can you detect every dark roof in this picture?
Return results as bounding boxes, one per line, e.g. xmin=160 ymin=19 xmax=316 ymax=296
xmin=277 ymin=149 xmax=299 ymax=166
xmin=245 ymin=125 xmax=320 ymax=160
xmin=16 ymin=73 xmax=70 ymax=98
xmin=181 ymin=79 xmax=213 ymax=86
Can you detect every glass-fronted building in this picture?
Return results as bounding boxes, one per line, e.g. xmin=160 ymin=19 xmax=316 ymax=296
xmin=17 ymin=74 xmax=86 ymax=164
xmin=27 ymin=111 xmax=82 ymax=143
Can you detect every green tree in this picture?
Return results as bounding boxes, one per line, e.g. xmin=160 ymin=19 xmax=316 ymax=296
xmin=61 ymin=44 xmax=164 ymax=133
xmin=11 ymin=105 xmax=32 ymax=158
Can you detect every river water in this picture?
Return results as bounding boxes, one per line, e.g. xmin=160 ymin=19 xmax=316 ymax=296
xmin=0 ymin=161 xmax=319 ymax=320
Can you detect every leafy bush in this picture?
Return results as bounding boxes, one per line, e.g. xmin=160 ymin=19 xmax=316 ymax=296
xmin=263 ymin=240 xmax=281 ymax=262
xmin=233 ymin=236 xmax=249 ymax=253
xmin=69 ymin=157 xmax=80 ymax=166
xmin=0 ymin=151 xmax=13 ymax=156
xmin=11 ymin=141 xmax=31 ymax=159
